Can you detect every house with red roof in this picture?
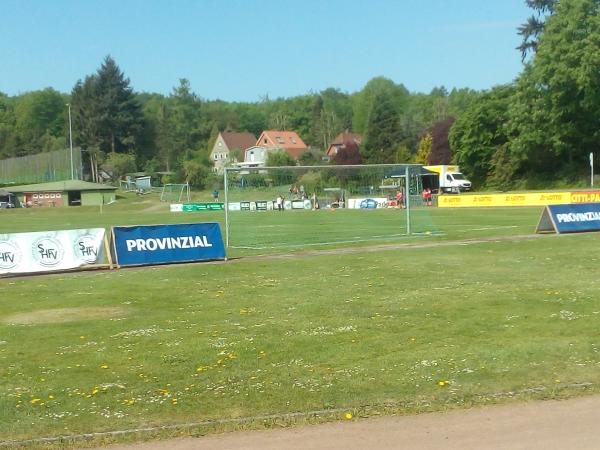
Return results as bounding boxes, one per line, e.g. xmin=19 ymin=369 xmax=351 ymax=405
xmin=255 ymin=130 xmax=308 ymax=160
xmin=210 ymin=131 xmax=257 ymax=174
xmin=326 ymin=132 xmax=362 ymax=158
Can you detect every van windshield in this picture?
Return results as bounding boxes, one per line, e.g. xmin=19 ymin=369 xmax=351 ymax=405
xmin=452 ymin=173 xmax=466 ymax=180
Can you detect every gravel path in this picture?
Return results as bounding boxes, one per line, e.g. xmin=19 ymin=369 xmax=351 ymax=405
xmin=90 ymin=394 xmax=600 ymax=450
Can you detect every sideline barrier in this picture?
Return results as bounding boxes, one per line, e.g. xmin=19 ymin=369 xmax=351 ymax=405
xmin=438 ymin=190 xmax=600 ymax=208
xmin=536 ymin=203 xmax=600 ymax=234
xmin=0 ymin=228 xmax=109 ymax=276
xmin=111 ymin=223 xmax=226 ymax=267
xmin=170 ymin=203 xmax=224 ymax=212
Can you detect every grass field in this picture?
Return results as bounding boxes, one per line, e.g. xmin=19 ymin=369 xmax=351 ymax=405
xmin=1 ymin=194 xmax=599 ymax=448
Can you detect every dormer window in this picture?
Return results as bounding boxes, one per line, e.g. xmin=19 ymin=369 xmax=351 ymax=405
xmin=276 ymin=136 xmax=285 ymax=144
xmin=290 ymin=137 xmax=297 ymax=144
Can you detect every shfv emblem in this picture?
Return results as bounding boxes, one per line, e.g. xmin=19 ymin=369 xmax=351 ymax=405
xmin=0 ymin=240 xmax=21 ymax=270
xmin=74 ymin=234 xmax=100 ymax=264
xmin=32 ymin=237 xmax=64 ymax=267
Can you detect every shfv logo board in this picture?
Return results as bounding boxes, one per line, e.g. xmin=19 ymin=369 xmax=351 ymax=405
xmin=112 ymin=223 xmax=226 ymax=267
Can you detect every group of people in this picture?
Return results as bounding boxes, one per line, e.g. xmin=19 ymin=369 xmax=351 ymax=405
xmin=288 ymin=184 xmax=307 ymax=200
xmin=393 ymin=187 xmax=433 ymax=208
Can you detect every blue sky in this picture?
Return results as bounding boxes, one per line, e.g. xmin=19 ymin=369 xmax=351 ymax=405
xmin=2 ymin=0 xmax=531 ymax=101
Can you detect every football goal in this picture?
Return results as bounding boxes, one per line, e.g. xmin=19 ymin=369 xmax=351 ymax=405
xmin=160 ymin=183 xmax=191 ymax=202
xmin=223 ymin=164 xmax=437 ymax=250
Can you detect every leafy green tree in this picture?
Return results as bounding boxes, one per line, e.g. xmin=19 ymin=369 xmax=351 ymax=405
xmin=510 ymin=0 xmax=600 ymax=177
xmin=414 ymin=133 xmax=432 ymax=164
xmin=450 ymin=85 xmax=514 ymax=185
xmin=487 ymin=144 xmax=518 ymax=190
xmin=298 ymin=149 xmax=323 ymax=165
xmin=266 ymin=150 xmax=296 ymax=167
xmin=361 ymin=91 xmax=403 ymax=163
xmin=266 ymin=151 xmax=296 ymax=186
xmin=352 ymin=77 xmax=409 ymax=134
xmin=103 ymin=151 xmax=136 ymax=179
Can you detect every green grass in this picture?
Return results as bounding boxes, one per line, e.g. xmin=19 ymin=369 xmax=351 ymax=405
xmin=1 ymin=196 xmax=599 ymax=447
xmin=0 ymin=190 xmax=543 ymax=256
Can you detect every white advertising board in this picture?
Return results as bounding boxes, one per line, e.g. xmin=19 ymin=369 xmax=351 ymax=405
xmin=347 ymin=197 xmax=389 ymax=209
xmin=0 ymin=229 xmax=106 ymax=275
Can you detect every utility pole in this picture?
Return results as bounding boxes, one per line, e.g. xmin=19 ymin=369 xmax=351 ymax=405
xmin=591 ymin=152 xmax=594 ymax=188
xmin=67 ymin=103 xmax=74 ymax=180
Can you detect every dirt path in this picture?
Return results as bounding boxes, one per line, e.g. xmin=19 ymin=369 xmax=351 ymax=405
xmin=92 ymin=394 xmax=600 ymax=450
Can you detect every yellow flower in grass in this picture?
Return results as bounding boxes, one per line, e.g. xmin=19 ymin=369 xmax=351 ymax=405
xmin=437 ymin=380 xmax=450 ymax=387
xmin=344 ymin=412 xmax=353 ymax=420
xmin=100 ymin=364 xmax=109 ymax=369
xmin=30 ymin=398 xmax=41 ymax=404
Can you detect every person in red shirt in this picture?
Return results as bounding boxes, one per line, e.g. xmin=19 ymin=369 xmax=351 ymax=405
xmin=395 ymin=190 xmax=404 ymax=209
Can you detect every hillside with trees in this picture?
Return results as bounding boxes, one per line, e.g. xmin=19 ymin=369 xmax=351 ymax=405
xmin=0 ymin=0 xmax=598 ymax=190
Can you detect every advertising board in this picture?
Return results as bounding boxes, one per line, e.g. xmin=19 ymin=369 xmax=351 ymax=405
xmin=112 ymin=223 xmax=225 ymax=267
xmin=0 ymin=228 xmax=106 ymax=275
xmin=536 ymin=203 xmax=600 ymax=234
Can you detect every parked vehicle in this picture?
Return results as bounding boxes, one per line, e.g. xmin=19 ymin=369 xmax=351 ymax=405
xmin=0 ymin=201 xmax=15 ymax=209
xmin=423 ymin=165 xmax=472 ymax=193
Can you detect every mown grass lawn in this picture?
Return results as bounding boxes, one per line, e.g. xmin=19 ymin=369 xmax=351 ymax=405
xmin=1 ymin=215 xmax=599 ymax=447
xmin=0 ymin=190 xmax=543 ymax=256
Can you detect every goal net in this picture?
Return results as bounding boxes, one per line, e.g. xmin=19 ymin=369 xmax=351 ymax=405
xmin=160 ymin=183 xmax=190 ymax=202
xmin=223 ymin=164 xmax=438 ymax=250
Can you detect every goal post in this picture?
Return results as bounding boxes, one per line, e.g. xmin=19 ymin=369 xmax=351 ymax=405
xmin=160 ymin=183 xmax=191 ymax=202
xmin=223 ymin=164 xmax=437 ymax=250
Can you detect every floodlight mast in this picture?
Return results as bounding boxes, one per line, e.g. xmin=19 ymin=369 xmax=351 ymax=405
xmin=67 ymin=103 xmax=74 ymax=180
xmin=224 ymin=168 xmax=230 ymax=248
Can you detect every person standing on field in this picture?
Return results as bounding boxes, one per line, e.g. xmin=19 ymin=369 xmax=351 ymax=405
xmin=276 ymin=195 xmax=284 ymax=211
xmin=395 ymin=190 xmax=404 ymax=209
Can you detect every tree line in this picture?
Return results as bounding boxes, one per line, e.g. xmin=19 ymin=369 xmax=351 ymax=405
xmin=0 ymin=0 xmax=597 ymax=190
xmin=0 ymin=58 xmax=471 ymax=188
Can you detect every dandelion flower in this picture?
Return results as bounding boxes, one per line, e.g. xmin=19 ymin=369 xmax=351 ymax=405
xmin=100 ymin=364 xmax=109 ymax=369
xmin=344 ymin=412 xmax=353 ymax=420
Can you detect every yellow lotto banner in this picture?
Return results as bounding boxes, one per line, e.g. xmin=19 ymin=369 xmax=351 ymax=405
xmin=436 ymin=191 xmax=595 ymax=208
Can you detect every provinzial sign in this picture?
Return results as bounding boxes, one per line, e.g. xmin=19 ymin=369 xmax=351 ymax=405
xmin=112 ymin=223 xmax=226 ymax=267
xmin=536 ymin=203 xmax=600 ymax=234
xmin=0 ymin=228 xmax=106 ymax=275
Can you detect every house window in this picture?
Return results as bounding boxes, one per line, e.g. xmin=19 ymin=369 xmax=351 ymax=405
xmin=276 ymin=136 xmax=284 ymax=144
xmin=264 ymin=138 xmax=268 ymax=144
xmin=214 ymin=154 xmax=218 ymax=160
xmin=218 ymin=141 xmax=222 ymax=147
xmin=290 ymin=137 xmax=297 ymax=144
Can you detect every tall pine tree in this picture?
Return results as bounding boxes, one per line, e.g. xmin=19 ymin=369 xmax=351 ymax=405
xmin=361 ymin=91 xmax=403 ymax=163
xmin=70 ymin=56 xmax=144 ymax=155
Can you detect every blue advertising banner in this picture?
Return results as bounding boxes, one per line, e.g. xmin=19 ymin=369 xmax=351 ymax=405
xmin=536 ymin=203 xmax=600 ymax=234
xmin=112 ymin=223 xmax=226 ymax=267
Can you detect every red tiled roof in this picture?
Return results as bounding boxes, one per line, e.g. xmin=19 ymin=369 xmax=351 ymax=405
xmin=256 ymin=130 xmax=308 ymax=160
xmin=331 ymin=132 xmax=362 ymax=146
xmin=221 ymin=131 xmax=257 ymax=151
xmin=327 ymin=132 xmax=362 ymax=156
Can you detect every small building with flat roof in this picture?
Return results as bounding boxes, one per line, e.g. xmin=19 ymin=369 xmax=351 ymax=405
xmin=7 ymin=180 xmax=117 ymax=207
